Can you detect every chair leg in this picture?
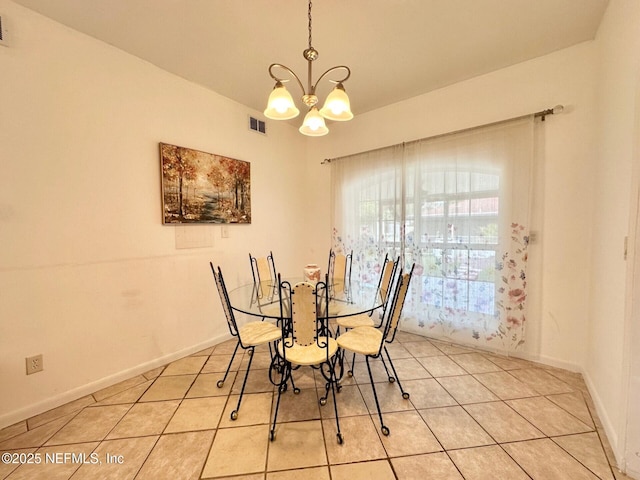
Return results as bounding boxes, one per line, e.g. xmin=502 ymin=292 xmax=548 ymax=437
xmin=230 ymin=345 xmax=255 ymax=420
xmin=328 ymin=360 xmax=343 ymax=444
xmin=289 ymin=368 xmax=300 ymax=394
xmin=379 ymin=352 xmax=395 ymax=383
xmin=217 ymin=340 xmax=240 ymax=389
xmin=384 ymin=346 xmax=410 ymax=399
xmin=365 ymin=356 xmax=389 ymax=436
xmin=348 ymin=352 xmax=357 ymax=377
xmin=328 ymin=349 xmax=345 ymax=386
xmin=319 ymin=364 xmax=331 ymax=406
xmin=270 ymin=361 xmax=291 ymax=441
xmin=316 ymin=357 xmax=343 ymax=443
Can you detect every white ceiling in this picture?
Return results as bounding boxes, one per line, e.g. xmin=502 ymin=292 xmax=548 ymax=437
xmin=13 ymin=0 xmax=609 ymax=116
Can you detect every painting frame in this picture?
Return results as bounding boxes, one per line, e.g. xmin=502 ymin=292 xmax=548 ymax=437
xmin=159 ymin=143 xmax=251 ymax=225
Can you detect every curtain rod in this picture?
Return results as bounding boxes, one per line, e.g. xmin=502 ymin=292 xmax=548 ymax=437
xmin=321 ymin=104 xmax=564 ymax=164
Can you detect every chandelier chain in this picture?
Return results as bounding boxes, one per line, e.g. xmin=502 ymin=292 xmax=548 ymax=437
xmin=308 ymin=1 xmax=313 ymax=49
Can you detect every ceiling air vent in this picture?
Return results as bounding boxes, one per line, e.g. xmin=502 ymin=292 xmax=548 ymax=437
xmin=249 ymin=116 xmax=266 ymax=135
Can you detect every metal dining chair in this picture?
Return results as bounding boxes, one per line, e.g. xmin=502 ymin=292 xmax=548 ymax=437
xmin=210 ymin=262 xmax=281 ymax=420
xmin=327 ymin=249 xmax=352 ymax=302
xmin=249 ymin=251 xmax=281 ymax=319
xmin=270 ymin=275 xmax=344 ymax=444
xmin=336 ymin=264 xmax=414 ymax=436
xmin=336 ymin=254 xmax=399 ymax=376
xmin=335 ymin=253 xmax=399 ymax=328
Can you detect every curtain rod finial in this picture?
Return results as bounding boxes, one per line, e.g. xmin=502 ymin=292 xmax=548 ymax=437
xmin=537 ymin=104 xmax=564 ymax=121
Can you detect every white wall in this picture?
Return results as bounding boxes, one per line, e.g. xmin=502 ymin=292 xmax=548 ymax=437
xmin=301 ymin=1 xmax=640 ymax=471
xmin=0 ymin=0 xmax=307 ymax=427
xmin=306 ymin=41 xmax=599 ymax=369
xmin=3 ymin=1 xmax=639 ymax=473
xmin=589 ymin=0 xmax=640 ymax=472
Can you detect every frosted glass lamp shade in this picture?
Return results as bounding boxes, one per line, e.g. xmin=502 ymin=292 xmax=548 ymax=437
xmin=299 ymin=107 xmax=329 ymax=136
xmin=319 ymin=83 xmax=353 ymax=121
xmin=264 ymin=83 xmax=300 ymax=120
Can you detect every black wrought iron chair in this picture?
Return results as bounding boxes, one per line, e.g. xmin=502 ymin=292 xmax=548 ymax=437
xmin=327 ymin=249 xmax=352 ymax=303
xmin=336 ymin=264 xmax=414 ymax=436
xmin=210 ymin=262 xmax=281 ymax=420
xmin=249 ymin=251 xmax=281 ymax=319
xmin=270 ymin=275 xmax=343 ymax=444
xmin=336 ymin=253 xmax=399 ymax=329
xmin=336 ymin=254 xmax=399 ymax=376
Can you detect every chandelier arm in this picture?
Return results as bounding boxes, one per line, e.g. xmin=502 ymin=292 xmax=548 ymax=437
xmin=268 ymin=63 xmax=306 ymax=97
xmin=312 ymin=65 xmax=351 ymax=93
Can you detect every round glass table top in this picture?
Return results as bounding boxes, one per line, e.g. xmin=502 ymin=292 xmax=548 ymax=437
xmin=227 ymin=278 xmax=383 ymax=319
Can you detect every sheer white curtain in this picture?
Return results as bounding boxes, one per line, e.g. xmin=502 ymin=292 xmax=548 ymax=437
xmin=331 ymin=117 xmax=535 ymax=354
xmin=330 ymin=144 xmax=403 ymax=286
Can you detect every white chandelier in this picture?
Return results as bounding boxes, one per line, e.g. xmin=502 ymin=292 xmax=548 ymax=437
xmin=264 ymin=0 xmax=353 ymax=137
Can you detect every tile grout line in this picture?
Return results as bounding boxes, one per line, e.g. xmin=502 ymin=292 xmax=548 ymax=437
xmin=0 ymin=333 xmax=625 ymax=480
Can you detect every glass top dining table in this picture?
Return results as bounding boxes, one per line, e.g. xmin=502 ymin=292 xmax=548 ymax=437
xmin=227 ymin=278 xmax=384 ymax=320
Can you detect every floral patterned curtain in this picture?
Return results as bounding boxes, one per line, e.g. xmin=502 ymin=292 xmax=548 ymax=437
xmin=331 ymin=117 xmax=535 ymax=354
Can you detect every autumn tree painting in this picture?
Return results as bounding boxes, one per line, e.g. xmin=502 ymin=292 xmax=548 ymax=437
xmin=160 ymin=143 xmax=251 ymax=224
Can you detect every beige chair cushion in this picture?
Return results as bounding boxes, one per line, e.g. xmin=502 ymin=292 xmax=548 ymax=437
xmin=277 ymin=337 xmax=338 ymax=366
xmin=336 ymin=314 xmax=375 ymax=329
xmin=337 ymin=327 xmax=383 ymax=356
xmin=238 ymin=321 xmax=281 ymax=346
xmin=328 ymin=301 xmax=363 ymax=317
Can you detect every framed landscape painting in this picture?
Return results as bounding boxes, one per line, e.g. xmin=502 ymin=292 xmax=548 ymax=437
xmin=160 ymin=143 xmax=251 ymax=224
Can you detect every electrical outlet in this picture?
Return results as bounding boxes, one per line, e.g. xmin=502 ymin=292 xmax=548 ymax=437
xmin=26 ymin=354 xmax=43 ymax=375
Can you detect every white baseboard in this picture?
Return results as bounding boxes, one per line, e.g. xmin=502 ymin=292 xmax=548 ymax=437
xmin=626 ymin=467 xmax=640 ymax=479
xmin=580 ymin=368 xmax=623 ymax=468
xmin=535 ymin=353 xmax=630 ymax=474
xmin=399 ymin=330 xmax=630 ymax=471
xmin=534 ymin=353 xmax=582 ymax=373
xmin=518 ymin=353 xmax=623 ymax=469
xmin=0 ymin=333 xmax=232 ymax=430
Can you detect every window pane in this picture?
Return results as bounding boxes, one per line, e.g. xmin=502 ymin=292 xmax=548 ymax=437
xmin=470 ymin=250 xmax=495 ymax=280
xmin=342 ymin=161 xmax=502 ymax=320
xmin=423 ymin=201 xmax=444 ymax=217
xmin=422 ymin=276 xmax=443 ymax=307
xmin=360 ymin=200 xmax=377 ymax=219
xmin=443 ymin=278 xmax=468 ymax=310
xmin=382 ymin=204 xmax=395 ymax=220
xmin=448 ymin=199 xmax=470 ymax=216
xmin=422 ymin=248 xmax=444 ymax=277
xmin=469 ymin=281 xmax=495 ymax=314
xmin=472 ymin=221 xmax=498 ymax=245
xmin=422 ymin=172 xmax=444 ymax=194
xmin=471 ymin=172 xmax=499 ymax=192
xmin=470 ymin=197 xmax=498 ymax=215
xmin=457 ymin=172 xmax=470 ymax=193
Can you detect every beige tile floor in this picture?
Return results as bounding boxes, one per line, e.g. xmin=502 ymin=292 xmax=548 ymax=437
xmin=0 ymin=332 xmax=635 ymax=480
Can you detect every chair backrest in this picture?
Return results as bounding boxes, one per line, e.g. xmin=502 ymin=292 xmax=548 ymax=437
xmin=249 ymin=251 xmax=277 ymax=299
xmin=382 ymin=263 xmax=415 ymax=344
xmin=375 ymin=254 xmax=399 ymax=318
xmin=327 ymin=249 xmax=352 ymax=295
xmin=210 ymin=262 xmax=239 ymax=338
xmin=279 ymin=276 xmax=329 ymax=348
xmin=379 ymin=255 xmax=399 ymax=304
xmin=291 ymin=282 xmax=318 ymax=346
